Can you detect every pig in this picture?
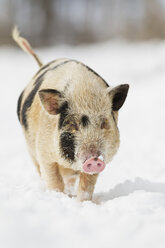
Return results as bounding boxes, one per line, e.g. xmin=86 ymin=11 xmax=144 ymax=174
xmin=13 ymin=27 xmax=129 ymax=201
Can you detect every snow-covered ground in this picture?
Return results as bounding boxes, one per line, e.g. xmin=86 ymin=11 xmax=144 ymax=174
xmin=0 ymin=41 xmax=165 ymax=248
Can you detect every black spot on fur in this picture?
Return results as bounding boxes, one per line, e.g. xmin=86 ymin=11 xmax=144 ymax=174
xmin=58 ymin=101 xmax=69 ymax=129
xmin=52 ymin=60 xmax=73 ymax=71
xmin=81 ymin=115 xmax=89 ymax=127
xmin=21 ymin=58 xmax=108 ymax=129
xmin=34 ymin=60 xmax=71 ymax=85
xmin=21 ymin=74 xmax=44 ymax=129
xmin=68 ymin=60 xmax=109 ymax=87
xmin=60 ymin=132 xmax=75 ymax=161
xmin=22 ymin=61 xmax=71 ymax=129
xmin=17 ymin=90 xmax=24 ymax=122
xmin=33 ymin=69 xmax=50 ymax=86
xmin=84 ymin=65 xmax=109 ymax=87
xmin=35 ymin=59 xmax=109 ymax=88
xmin=34 ymin=60 xmax=56 ymax=77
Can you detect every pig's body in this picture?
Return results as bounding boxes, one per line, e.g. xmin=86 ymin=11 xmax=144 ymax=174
xmin=14 ymin=29 xmax=129 ymax=201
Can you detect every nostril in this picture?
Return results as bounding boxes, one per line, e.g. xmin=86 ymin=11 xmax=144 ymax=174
xmin=83 ymin=158 xmax=105 ymax=173
xmin=97 ymin=163 xmax=102 ymax=167
xmin=87 ymin=164 xmax=92 ymax=169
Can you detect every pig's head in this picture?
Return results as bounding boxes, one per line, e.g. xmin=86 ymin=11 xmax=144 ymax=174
xmin=39 ymin=69 xmax=129 ymax=174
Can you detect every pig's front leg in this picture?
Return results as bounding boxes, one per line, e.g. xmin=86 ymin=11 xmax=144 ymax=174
xmin=59 ymin=167 xmax=78 ymax=196
xmin=41 ymin=162 xmax=64 ymax=192
xmin=77 ymin=173 xmax=98 ymax=201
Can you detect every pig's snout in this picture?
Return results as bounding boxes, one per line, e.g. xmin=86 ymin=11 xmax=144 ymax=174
xmin=82 ymin=157 xmax=105 ymax=174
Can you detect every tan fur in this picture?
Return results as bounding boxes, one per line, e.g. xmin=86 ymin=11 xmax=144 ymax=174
xmin=17 ymin=60 xmax=124 ymax=201
xmin=59 ymin=167 xmax=78 ymax=195
xmin=14 ymin=31 xmax=129 ymax=201
xmin=43 ymin=162 xmax=64 ymax=192
xmin=78 ymin=173 xmax=98 ymax=201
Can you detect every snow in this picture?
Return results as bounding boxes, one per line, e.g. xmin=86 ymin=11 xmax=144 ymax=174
xmin=0 ymin=41 xmax=165 ymax=248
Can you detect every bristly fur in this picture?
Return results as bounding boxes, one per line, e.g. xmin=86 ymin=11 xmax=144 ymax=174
xmin=21 ymin=74 xmax=44 ymax=129
xmin=13 ymin=28 xmax=129 ymax=201
xmin=58 ymin=102 xmax=69 ymax=129
xmin=60 ymin=132 xmax=76 ymax=161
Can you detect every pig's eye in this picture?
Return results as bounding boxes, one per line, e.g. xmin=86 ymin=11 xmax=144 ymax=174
xmin=81 ymin=115 xmax=89 ymax=127
xmin=69 ymin=123 xmax=79 ymax=132
xmin=101 ymin=119 xmax=109 ymax=129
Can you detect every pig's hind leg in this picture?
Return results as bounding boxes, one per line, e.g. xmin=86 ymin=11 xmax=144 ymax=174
xmin=77 ymin=173 xmax=98 ymax=201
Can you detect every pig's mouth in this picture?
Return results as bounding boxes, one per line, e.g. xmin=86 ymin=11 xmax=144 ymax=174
xmin=82 ymin=155 xmax=105 ymax=174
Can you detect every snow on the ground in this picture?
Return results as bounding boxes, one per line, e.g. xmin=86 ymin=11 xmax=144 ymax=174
xmin=0 ymin=41 xmax=165 ymax=248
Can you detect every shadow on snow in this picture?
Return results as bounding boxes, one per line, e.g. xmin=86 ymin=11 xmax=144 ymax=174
xmin=94 ymin=177 xmax=165 ymax=203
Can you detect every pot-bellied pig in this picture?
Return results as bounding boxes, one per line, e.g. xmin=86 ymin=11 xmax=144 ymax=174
xmin=13 ymin=27 xmax=129 ymax=201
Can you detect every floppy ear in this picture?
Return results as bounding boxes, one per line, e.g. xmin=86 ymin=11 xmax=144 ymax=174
xmin=39 ymin=89 xmax=63 ymax=115
xmin=107 ymin=84 xmax=129 ymax=111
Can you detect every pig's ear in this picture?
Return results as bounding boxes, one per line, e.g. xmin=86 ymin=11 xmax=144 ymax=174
xmin=38 ymin=89 xmax=63 ymax=115
xmin=107 ymin=84 xmax=129 ymax=111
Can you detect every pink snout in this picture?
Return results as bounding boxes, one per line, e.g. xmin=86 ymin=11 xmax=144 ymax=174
xmin=83 ymin=157 xmax=105 ymax=174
